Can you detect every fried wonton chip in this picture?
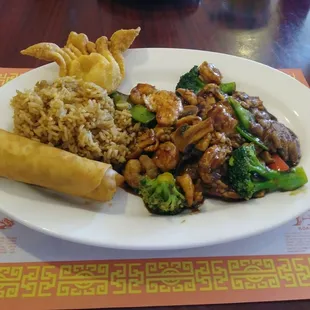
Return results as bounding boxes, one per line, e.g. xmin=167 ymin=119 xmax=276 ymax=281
xmin=21 ymin=28 xmax=141 ymax=94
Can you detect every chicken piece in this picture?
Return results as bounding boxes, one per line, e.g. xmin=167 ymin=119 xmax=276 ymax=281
xmin=176 ymin=88 xmax=198 ymax=105
xmin=198 ymin=84 xmax=226 ymax=103
xmin=138 ymin=129 xmax=160 ymax=152
xmin=176 ymin=174 xmax=195 ymax=207
xmin=229 ymin=133 xmax=245 ymax=149
xmin=221 ymin=100 xmax=235 ymax=115
xmin=139 ymin=155 xmax=159 ymax=179
xmin=137 ymin=129 xmax=157 ymax=149
xmin=206 ymin=180 xmax=240 ymax=200
xmin=144 ymin=139 xmax=159 ymax=152
xmin=197 ymin=84 xmax=226 ymax=118
xmin=198 ymin=145 xmax=232 ymax=184
xmin=196 ymin=133 xmax=212 ymax=152
xmin=144 ymin=90 xmax=183 ymax=126
xmin=154 ymin=126 xmax=173 ymax=142
xmin=21 ymin=28 xmax=141 ymax=94
xmin=129 ymin=83 xmax=157 ymax=105
xmin=198 ymin=61 xmax=223 ymax=85
xmin=207 ymin=104 xmax=238 ymax=135
xmin=123 ymin=159 xmax=142 ymax=188
xmin=210 ymin=132 xmax=230 ymax=146
xmin=127 ymin=129 xmax=158 ymax=159
xmin=153 ymin=142 xmax=179 ymax=172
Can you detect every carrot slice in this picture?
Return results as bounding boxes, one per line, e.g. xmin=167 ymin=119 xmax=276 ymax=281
xmin=268 ymin=154 xmax=289 ymax=171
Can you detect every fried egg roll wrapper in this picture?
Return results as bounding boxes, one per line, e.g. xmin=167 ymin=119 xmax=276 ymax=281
xmin=0 ymin=130 xmax=124 ymax=201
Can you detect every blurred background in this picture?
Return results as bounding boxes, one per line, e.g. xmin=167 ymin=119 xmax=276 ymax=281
xmin=1 ymin=0 xmax=310 ymax=80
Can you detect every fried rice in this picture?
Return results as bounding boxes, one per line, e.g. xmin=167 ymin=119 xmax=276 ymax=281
xmin=11 ymin=76 xmax=138 ymax=164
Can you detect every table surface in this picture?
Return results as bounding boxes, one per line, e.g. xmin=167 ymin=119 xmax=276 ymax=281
xmin=1 ymin=0 xmax=310 ymax=309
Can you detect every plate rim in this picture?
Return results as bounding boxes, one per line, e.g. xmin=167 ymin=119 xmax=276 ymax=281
xmin=0 ymin=47 xmax=309 ymax=250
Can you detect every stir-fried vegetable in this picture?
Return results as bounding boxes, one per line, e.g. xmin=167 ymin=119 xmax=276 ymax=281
xmin=130 ymin=105 xmax=156 ymax=124
xmin=139 ymin=172 xmax=187 ymax=215
xmin=236 ymin=126 xmax=268 ymax=151
xmin=176 ymin=65 xmax=236 ymax=96
xmin=228 ymin=97 xmax=253 ymax=130
xmin=268 ymin=154 xmax=289 ymax=171
xmin=121 ymin=59 xmax=306 ymax=212
xmin=176 ymin=66 xmax=205 ymax=94
xmin=110 ymin=91 xmax=132 ymax=110
xmin=219 ymin=82 xmax=236 ymax=95
xmin=228 ymin=97 xmax=268 ymax=150
xmin=111 ymin=91 xmax=156 ymax=123
xmin=228 ymin=144 xmax=308 ymax=200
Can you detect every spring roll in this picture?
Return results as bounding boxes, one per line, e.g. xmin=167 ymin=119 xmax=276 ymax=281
xmin=0 ymin=129 xmax=124 ymax=202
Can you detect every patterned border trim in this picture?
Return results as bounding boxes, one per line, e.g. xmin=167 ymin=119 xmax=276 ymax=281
xmin=0 ymin=255 xmax=310 ymax=309
xmin=0 ymin=68 xmax=29 ymax=86
xmin=0 ymin=68 xmax=309 ymax=310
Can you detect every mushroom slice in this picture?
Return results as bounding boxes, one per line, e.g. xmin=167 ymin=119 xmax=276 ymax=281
xmin=172 ymin=118 xmax=214 ymax=152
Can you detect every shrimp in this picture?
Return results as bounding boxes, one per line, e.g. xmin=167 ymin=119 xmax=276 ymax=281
xmin=153 ymin=142 xmax=179 ymax=172
xmin=127 ymin=129 xmax=159 ymax=159
xmin=123 ymin=159 xmax=142 ymax=188
xmin=144 ymin=90 xmax=183 ymax=126
xmin=154 ymin=126 xmax=173 ymax=142
xmin=198 ymin=61 xmax=223 ymax=85
xmin=129 ymin=83 xmax=156 ymax=105
xmin=176 ymin=88 xmax=198 ymax=105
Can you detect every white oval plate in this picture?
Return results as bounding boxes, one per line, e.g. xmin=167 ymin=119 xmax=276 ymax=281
xmin=0 ymin=48 xmax=309 ymax=250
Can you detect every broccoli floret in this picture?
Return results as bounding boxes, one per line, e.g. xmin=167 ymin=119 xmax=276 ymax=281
xmin=139 ymin=172 xmax=187 ymax=215
xmin=176 ymin=66 xmax=205 ymax=94
xmin=176 ymin=65 xmax=237 ymax=96
xmin=228 ymin=144 xmax=308 ymax=199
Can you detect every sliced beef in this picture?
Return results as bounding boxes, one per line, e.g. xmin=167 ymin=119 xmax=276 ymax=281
xmin=233 ymin=92 xmax=301 ymax=166
xmin=251 ymin=120 xmax=301 ymax=166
